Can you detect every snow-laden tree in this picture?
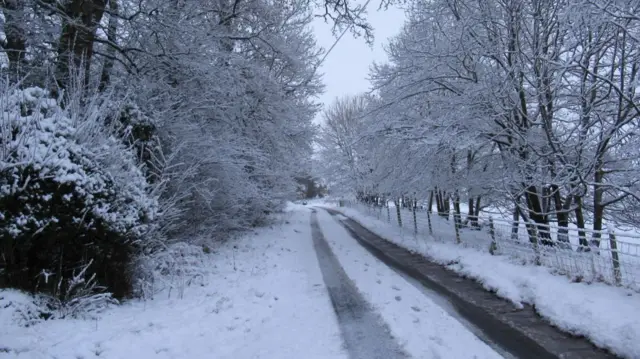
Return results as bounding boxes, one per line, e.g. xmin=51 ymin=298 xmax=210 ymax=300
xmin=337 ymin=0 xmax=640 ymax=247
xmin=316 ymin=94 xmax=374 ymax=196
xmin=0 ymin=0 xmax=364 ymax=301
xmin=115 ymin=0 xmax=324 ymax=236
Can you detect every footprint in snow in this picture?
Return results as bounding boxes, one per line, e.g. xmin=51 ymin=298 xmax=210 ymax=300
xmin=211 ymin=296 xmax=233 ymax=313
xmin=429 ymin=335 xmax=444 ymax=346
xmin=392 ymin=285 xmax=401 ymax=291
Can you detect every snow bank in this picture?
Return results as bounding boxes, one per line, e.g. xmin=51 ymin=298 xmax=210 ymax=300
xmin=334 ymin=205 xmax=640 ymax=359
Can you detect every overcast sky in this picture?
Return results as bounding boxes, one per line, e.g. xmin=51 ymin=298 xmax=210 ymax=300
xmin=311 ymin=3 xmax=406 ymax=123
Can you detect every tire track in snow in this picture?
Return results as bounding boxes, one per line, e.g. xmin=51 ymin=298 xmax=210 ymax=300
xmin=310 ymin=210 xmax=409 ymax=359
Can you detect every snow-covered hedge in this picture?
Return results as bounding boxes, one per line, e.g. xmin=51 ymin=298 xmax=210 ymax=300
xmin=0 ymin=87 xmax=158 ymax=300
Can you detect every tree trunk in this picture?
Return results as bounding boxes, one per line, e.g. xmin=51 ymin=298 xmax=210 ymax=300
xmin=518 ymin=196 xmax=539 ymax=245
xmin=467 ymin=196 xmax=481 ymax=228
xmin=474 ymin=196 xmax=481 ymax=217
xmin=442 ymin=193 xmax=450 ymax=220
xmin=524 ymin=185 xmax=553 ymax=246
xmin=2 ymin=0 xmax=27 ymax=82
xmin=551 ymin=184 xmax=571 ymax=247
xmin=453 ymin=191 xmax=462 ymax=227
xmin=575 ymin=196 xmax=589 ymax=249
xmin=99 ymin=0 xmax=119 ymax=91
xmin=55 ymin=0 xmax=107 ymax=91
xmin=592 ymin=168 xmax=604 ymax=250
xmin=427 ymin=190 xmax=434 ymax=212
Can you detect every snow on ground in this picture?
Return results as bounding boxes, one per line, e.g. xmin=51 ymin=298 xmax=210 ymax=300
xmin=332 ymin=204 xmax=640 ymax=359
xmin=314 ymin=209 xmax=505 ymax=359
xmin=0 ymin=204 xmax=347 ymax=359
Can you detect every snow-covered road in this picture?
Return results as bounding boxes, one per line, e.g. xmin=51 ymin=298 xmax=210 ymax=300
xmin=309 ymin=210 xmax=409 ymax=359
xmin=4 ymin=203 xmax=614 ymax=359
xmin=313 ymin=208 xmax=506 ymax=359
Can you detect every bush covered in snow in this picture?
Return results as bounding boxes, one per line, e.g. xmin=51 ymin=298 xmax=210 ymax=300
xmin=133 ymin=242 xmax=210 ymax=300
xmin=0 ymin=87 xmax=158 ymax=300
xmin=109 ymin=102 xmax=161 ymax=182
xmin=0 ymin=289 xmax=57 ymax=327
xmin=0 ymin=0 xmax=322 ymax=310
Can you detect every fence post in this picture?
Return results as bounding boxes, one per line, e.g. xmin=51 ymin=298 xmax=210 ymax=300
xmin=608 ymin=230 xmax=622 ymax=285
xmin=413 ymin=203 xmax=418 ymax=235
xmin=395 ymin=200 xmax=403 ymax=227
xmin=426 ymin=209 xmax=433 ymax=235
xmin=488 ymin=216 xmax=497 ymax=255
xmin=453 ymin=213 xmax=461 ymax=244
xmin=386 ymin=202 xmax=391 ymax=223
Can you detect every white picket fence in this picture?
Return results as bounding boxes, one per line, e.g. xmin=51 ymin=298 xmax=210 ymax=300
xmin=343 ymin=201 xmax=640 ymax=291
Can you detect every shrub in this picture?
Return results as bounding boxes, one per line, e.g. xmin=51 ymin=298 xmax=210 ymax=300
xmin=109 ymin=102 xmax=161 ymax=182
xmin=0 ymin=87 xmax=158 ymax=300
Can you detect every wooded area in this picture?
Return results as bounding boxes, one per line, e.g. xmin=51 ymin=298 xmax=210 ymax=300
xmin=0 ymin=0 xmax=367 ymax=304
xmin=318 ymin=0 xmax=640 ymax=250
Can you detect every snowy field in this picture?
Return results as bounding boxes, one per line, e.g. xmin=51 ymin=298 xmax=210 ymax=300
xmin=330 ymin=202 xmax=640 ymax=359
xmin=0 ymin=203 xmax=347 ymax=359
xmin=314 ymin=210 xmax=505 ymax=359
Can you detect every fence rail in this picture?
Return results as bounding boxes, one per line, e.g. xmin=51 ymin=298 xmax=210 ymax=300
xmin=343 ymin=201 xmax=640 ymax=291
